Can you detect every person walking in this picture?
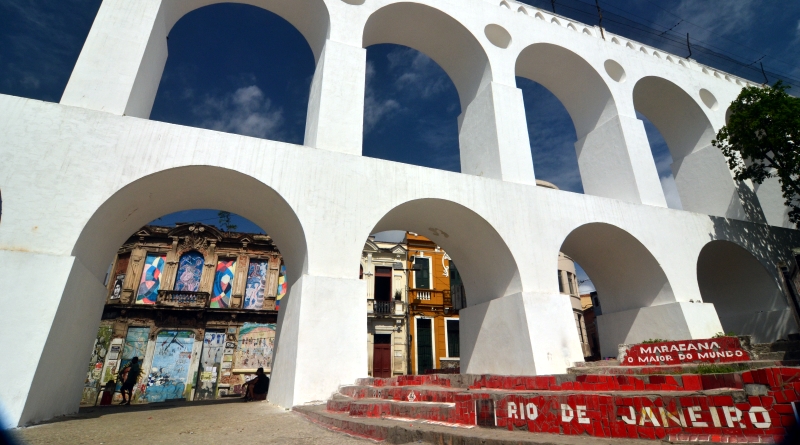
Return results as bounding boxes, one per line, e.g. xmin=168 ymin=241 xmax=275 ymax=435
xmin=119 ymin=357 xmax=141 ymax=405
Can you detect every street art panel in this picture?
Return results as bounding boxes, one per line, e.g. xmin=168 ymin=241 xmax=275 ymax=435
xmin=136 ymin=253 xmax=166 ymax=304
xmin=275 ymin=263 xmax=287 ymax=310
xmin=233 ymin=323 xmax=275 ymax=372
xmin=145 ymin=330 xmax=195 ymax=403
xmin=81 ymin=324 xmax=112 ymax=405
xmin=116 ymin=326 xmax=150 ymax=403
xmin=211 ymin=259 xmax=236 ymax=308
xmin=195 ymin=331 xmax=225 ymax=400
xmin=244 ymin=260 xmax=268 ymax=310
xmin=173 ymin=251 xmax=204 ymax=292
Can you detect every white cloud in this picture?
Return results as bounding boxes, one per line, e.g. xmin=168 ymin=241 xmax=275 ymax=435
xmin=363 ymin=61 xmax=402 ymax=133
xmin=387 ymin=48 xmax=450 ymax=98
xmin=193 ymin=85 xmax=284 ymax=139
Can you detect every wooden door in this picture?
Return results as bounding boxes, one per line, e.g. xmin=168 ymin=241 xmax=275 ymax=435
xmin=416 ymin=319 xmax=433 ymax=374
xmin=373 ymin=334 xmax=392 ymax=378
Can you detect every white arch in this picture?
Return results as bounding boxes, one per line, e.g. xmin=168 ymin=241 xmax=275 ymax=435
xmin=697 ymin=240 xmax=798 ymax=342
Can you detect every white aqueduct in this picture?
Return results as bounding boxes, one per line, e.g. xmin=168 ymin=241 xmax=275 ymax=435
xmin=1 ymin=0 xmax=799 ymax=428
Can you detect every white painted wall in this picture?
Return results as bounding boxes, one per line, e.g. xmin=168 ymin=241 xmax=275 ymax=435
xmin=1 ymin=0 xmax=797 ymax=428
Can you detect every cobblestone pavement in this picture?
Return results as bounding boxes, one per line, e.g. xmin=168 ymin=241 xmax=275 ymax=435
xmin=11 ymin=400 xmax=374 ymax=445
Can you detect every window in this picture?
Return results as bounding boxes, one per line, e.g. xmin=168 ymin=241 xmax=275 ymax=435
xmin=576 ymin=313 xmax=584 ymax=343
xmin=136 ymin=253 xmax=166 ymax=304
xmin=174 ymin=251 xmax=204 ymax=292
xmin=211 ymin=258 xmax=237 ymax=308
xmin=446 ymin=319 xmax=460 ymax=357
xmin=567 ymin=272 xmax=575 ymax=295
xmin=414 ymin=256 xmax=431 ymax=289
xmin=558 ymin=271 xmax=564 ymax=293
xmin=244 ymin=259 xmax=269 ymax=310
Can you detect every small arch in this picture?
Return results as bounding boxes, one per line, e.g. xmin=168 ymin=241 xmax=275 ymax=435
xmin=567 ymin=23 xmax=578 ymax=31
xmin=725 ymin=75 xmax=732 ymax=82
xmin=666 ymin=55 xmax=675 ymax=63
xmin=714 ymin=71 xmax=722 ymax=78
xmin=517 ymin=6 xmax=529 ymax=14
xmin=551 ymin=17 xmax=561 ymax=26
xmin=736 ymin=79 xmax=743 ymax=86
xmin=611 ymin=37 xmax=621 ymax=45
xmin=604 ymin=59 xmax=626 ymax=82
xmin=699 ymin=88 xmax=718 ymax=110
xmin=560 ymin=223 xmax=675 ymax=356
xmin=678 ymin=60 xmax=687 ymax=67
xmin=698 ymin=240 xmax=798 ymax=342
xmin=363 ymin=2 xmax=491 ymax=110
xmin=500 ymin=0 xmax=511 ymax=9
xmin=702 ymin=67 xmax=710 ymax=74
xmin=365 ymin=199 xmax=522 ymax=307
xmin=639 ymin=47 xmax=649 ymax=54
xmin=582 ymin=28 xmax=592 ymax=36
xmin=653 ymin=51 xmax=661 ymax=59
xmin=626 ymin=42 xmax=635 ymax=50
xmin=341 ymin=0 xmax=366 ymax=4
xmin=535 ymin=12 xmax=545 ymax=20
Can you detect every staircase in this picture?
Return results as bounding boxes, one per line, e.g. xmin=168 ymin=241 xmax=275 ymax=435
xmin=296 ymin=366 xmax=800 ymax=444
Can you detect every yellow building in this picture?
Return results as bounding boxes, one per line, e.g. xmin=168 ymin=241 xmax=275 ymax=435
xmin=406 ymin=233 xmax=460 ymax=374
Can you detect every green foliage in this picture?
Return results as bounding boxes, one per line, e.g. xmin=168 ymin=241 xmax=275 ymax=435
xmin=217 ymin=211 xmax=238 ymax=232
xmin=641 ymin=339 xmax=667 ymax=344
xmin=712 ymin=332 xmax=737 ymax=338
xmin=693 ymin=363 xmax=750 ymax=375
xmin=713 ymin=81 xmax=800 ymax=225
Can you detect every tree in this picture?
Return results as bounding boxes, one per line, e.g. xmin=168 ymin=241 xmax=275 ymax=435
xmin=713 ymin=81 xmax=800 ymax=225
xmin=217 ymin=211 xmax=238 ymax=232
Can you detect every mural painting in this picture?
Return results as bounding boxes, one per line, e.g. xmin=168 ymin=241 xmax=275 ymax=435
xmin=226 ymin=323 xmax=275 ymax=394
xmin=144 ymin=330 xmax=195 ymax=403
xmin=244 ymin=260 xmax=268 ymax=310
xmin=136 ymin=253 xmax=166 ymax=304
xmin=275 ymin=264 xmax=287 ymax=310
xmin=80 ymin=325 xmax=112 ymax=405
xmin=211 ymin=259 xmax=236 ymax=308
xmin=116 ymin=326 xmax=150 ymax=403
xmin=194 ymin=331 xmax=225 ymax=400
xmin=174 ymin=251 xmax=204 ymax=292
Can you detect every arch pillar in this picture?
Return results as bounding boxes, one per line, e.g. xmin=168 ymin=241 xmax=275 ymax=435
xmin=60 ymin=0 xmax=167 ymax=118
xmin=303 ymin=39 xmax=366 ymax=155
xmin=459 ymin=82 xmax=537 ymax=186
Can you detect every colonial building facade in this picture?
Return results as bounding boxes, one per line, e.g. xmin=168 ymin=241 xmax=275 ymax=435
xmin=81 ymin=223 xmax=286 ymax=406
xmin=361 ymin=236 xmax=409 ymax=378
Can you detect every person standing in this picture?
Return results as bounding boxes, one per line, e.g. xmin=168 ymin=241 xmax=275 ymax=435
xmin=119 ymin=357 xmax=141 ymax=406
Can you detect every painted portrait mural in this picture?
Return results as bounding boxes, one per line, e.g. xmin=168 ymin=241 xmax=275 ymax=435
xmin=211 ymin=259 xmax=236 ymax=308
xmin=244 ymin=260 xmax=268 ymax=310
xmin=136 ymin=253 xmax=166 ymax=304
xmin=275 ymin=264 xmax=287 ymax=310
xmin=144 ymin=330 xmax=195 ymax=403
xmin=194 ymin=331 xmax=225 ymax=401
xmin=173 ymin=251 xmax=204 ymax=292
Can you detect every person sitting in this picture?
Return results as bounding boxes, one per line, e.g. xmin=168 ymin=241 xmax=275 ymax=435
xmin=242 ymin=367 xmax=269 ymax=402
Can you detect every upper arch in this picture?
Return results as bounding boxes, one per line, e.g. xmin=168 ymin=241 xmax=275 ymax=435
xmin=515 ymin=43 xmax=617 ymax=139
xmin=72 ymin=166 xmax=308 ymax=287
xmin=364 ymin=198 xmax=522 ymax=307
xmin=161 ymin=0 xmax=331 ymax=61
xmin=363 ymin=2 xmax=492 ymax=109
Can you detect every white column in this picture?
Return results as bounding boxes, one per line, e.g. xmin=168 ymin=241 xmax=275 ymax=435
xmin=459 ymin=82 xmax=537 ymax=186
xmin=596 ymin=302 xmax=723 ymax=358
xmin=575 ymin=115 xmax=668 ymax=207
xmin=304 ymin=40 xmax=366 ymax=156
xmin=459 ymin=292 xmax=585 ymax=376
xmin=0 ymin=251 xmax=106 ymax=428
xmin=269 ymin=274 xmax=367 ymax=408
xmin=60 ymin=0 xmax=166 ymax=119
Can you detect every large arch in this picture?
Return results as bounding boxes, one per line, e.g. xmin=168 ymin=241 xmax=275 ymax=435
xmin=633 ymin=76 xmax=749 ymax=220
xmin=363 ymin=2 xmax=491 ymax=110
xmin=19 ymin=166 xmax=307 ymax=426
xmin=516 ymin=44 xmax=656 ymax=205
xmin=560 ymin=223 xmax=683 ymax=357
xmin=697 ymin=240 xmax=799 ymax=343
xmin=367 ymin=198 xmax=521 ymax=306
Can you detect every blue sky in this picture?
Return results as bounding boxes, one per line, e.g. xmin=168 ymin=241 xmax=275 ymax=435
xmin=2 ymin=0 xmax=798 ymax=291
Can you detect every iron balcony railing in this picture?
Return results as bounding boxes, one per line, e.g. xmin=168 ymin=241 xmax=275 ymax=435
xmin=367 ymin=299 xmax=405 ymax=316
xmin=156 ymin=290 xmax=209 ymax=308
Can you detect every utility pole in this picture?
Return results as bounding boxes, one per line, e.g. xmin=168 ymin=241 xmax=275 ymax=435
xmin=686 ymin=33 xmax=692 ymax=59
xmin=595 ymin=0 xmax=605 ymax=40
xmin=551 ymin=0 xmax=556 ymax=13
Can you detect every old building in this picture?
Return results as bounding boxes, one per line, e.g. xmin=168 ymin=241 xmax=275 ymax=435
xmin=580 ymin=291 xmax=602 ymax=360
xmin=361 ymin=236 xmax=409 ymax=378
xmin=81 ymin=223 xmax=287 ymax=406
xmin=407 ymin=233 xmax=461 ymax=374
xmin=558 ymin=253 xmax=592 ymax=358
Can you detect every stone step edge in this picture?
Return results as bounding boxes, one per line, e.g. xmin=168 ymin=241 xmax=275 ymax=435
xmin=294 ymin=403 xmax=664 ymax=445
xmin=567 ymin=361 xmax=800 ymax=375
xmin=338 ymin=385 xmax=748 ymax=398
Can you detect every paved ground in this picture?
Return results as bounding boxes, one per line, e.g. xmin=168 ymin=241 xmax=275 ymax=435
xmin=10 ymin=400 xmax=376 ymax=445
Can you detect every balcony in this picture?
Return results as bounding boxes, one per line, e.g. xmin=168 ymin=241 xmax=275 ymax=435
xmin=367 ymin=299 xmax=405 ymax=316
xmin=156 ymin=290 xmax=209 ymax=308
xmin=408 ymin=288 xmax=452 ymax=307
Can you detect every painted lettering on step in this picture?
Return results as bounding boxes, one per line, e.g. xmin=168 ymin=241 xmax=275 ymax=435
xmin=621 ymin=337 xmax=750 ymax=366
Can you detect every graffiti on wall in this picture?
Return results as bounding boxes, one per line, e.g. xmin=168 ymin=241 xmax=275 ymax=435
xmin=174 ymin=251 xmax=204 ymax=292
xmin=275 ymin=264 xmax=287 ymax=310
xmin=244 ymin=260 xmax=268 ymax=310
xmin=195 ymin=331 xmax=225 ymax=400
xmin=115 ymin=326 xmax=150 ymax=403
xmin=144 ymin=330 xmax=195 ymax=403
xmin=233 ymin=323 xmax=275 ymax=371
xmin=211 ymin=259 xmax=236 ymax=308
xmin=81 ymin=325 xmax=112 ymax=405
xmin=136 ymin=253 xmax=166 ymax=304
